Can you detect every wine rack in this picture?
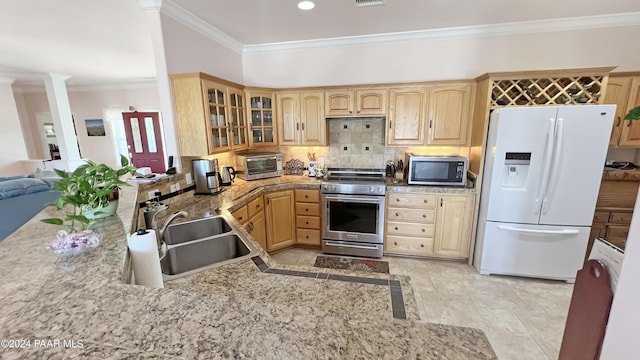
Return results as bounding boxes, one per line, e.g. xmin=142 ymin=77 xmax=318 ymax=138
xmin=490 ymin=75 xmax=606 ymax=108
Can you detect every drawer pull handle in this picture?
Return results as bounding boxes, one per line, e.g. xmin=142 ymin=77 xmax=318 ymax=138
xmin=238 ymin=216 xmax=243 ymax=221
xmin=306 ymin=221 xmax=309 ymax=225
xmin=421 ymin=228 xmax=425 ymax=232
xmin=305 ymin=208 xmax=309 ymax=212
xmin=394 ymin=242 xmax=398 ymax=246
xmin=422 ymin=214 xmax=427 ymax=218
xmin=424 ymin=200 xmax=428 ymax=204
xmin=306 ymin=235 xmax=309 ymax=239
xmin=305 ymin=195 xmax=308 ymax=198
xmin=421 ymin=244 xmax=424 ymax=248
xmin=394 ymin=227 xmax=398 ymax=231
xmin=395 ymin=212 xmax=399 ymax=216
xmin=396 ymin=198 xmax=400 ymax=202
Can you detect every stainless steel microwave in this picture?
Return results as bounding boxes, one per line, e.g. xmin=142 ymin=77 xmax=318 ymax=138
xmin=405 ymin=154 xmax=467 ymax=186
xmin=234 ymin=152 xmax=283 ymax=180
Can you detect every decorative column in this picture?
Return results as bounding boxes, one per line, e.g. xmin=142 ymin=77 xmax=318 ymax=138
xmin=0 ymin=77 xmax=30 ymax=174
xmin=138 ymin=0 xmax=182 ymax=173
xmin=43 ymin=73 xmax=85 ymax=171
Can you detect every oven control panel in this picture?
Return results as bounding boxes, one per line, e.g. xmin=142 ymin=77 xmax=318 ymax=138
xmin=321 ymin=183 xmax=386 ymax=195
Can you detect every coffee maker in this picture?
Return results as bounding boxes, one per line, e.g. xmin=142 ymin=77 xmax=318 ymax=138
xmin=192 ymin=159 xmax=222 ymax=194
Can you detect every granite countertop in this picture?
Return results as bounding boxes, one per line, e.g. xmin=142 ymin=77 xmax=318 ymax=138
xmin=0 ymin=178 xmax=495 ymax=359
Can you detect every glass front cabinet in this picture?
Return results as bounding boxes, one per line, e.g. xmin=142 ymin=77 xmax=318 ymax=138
xmin=203 ymin=80 xmax=249 ymax=153
xmin=246 ymin=90 xmax=277 ymax=147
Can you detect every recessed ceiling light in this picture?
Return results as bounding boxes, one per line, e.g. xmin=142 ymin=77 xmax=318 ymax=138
xmin=298 ymin=1 xmax=315 ymax=10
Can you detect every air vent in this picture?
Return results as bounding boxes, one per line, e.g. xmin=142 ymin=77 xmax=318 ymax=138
xmin=354 ymin=0 xmax=385 ymax=7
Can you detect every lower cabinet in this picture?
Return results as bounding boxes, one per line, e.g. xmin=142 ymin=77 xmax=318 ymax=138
xmin=232 ymin=196 xmax=267 ymax=251
xmin=294 ymin=189 xmax=321 ymax=247
xmin=265 ymin=190 xmax=296 ymax=252
xmin=385 ymin=191 xmax=474 ymax=259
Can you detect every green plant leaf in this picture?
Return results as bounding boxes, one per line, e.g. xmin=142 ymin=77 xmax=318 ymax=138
xmin=41 ymin=218 xmax=64 ymax=225
xmin=120 ymin=154 xmax=129 ymax=167
xmin=624 ymin=106 xmax=640 ymax=121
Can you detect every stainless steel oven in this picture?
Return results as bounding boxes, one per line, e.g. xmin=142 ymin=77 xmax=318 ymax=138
xmin=321 ymin=169 xmax=386 ymax=258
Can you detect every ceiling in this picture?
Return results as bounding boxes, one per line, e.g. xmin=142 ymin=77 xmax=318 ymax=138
xmin=1 ymin=0 xmax=639 ymax=87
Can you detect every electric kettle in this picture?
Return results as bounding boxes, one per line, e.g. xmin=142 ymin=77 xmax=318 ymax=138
xmin=219 ymin=165 xmax=236 ymax=186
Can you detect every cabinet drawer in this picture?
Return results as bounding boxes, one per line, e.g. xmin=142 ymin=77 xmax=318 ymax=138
xmin=385 ymin=235 xmax=433 ymax=256
xmin=387 ymin=207 xmax=435 ymax=223
xmin=295 ymin=202 xmax=320 ymax=216
xmin=296 ymin=215 xmax=320 ymax=229
xmin=610 ymin=212 xmax=633 ymax=225
xmin=248 ymin=196 xmax=264 ymax=217
xmin=295 ymin=189 xmax=320 ymax=203
xmin=386 ymin=221 xmax=435 ymax=237
xmin=606 ymin=225 xmax=629 ymax=244
xmin=593 ymin=211 xmax=610 ymax=223
xmin=232 ymin=206 xmax=248 ymax=225
xmin=624 ymin=172 xmax=640 ymax=181
xmin=296 ymin=228 xmax=321 ymax=246
xmin=388 ymin=192 xmax=436 ymax=209
xmin=606 ymin=171 xmax=626 ymax=180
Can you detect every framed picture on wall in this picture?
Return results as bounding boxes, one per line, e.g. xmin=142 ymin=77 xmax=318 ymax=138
xmin=85 ymin=119 xmax=106 ymax=136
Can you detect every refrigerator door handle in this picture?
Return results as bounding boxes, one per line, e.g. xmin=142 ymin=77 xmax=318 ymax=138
xmin=534 ymin=119 xmax=556 ymax=215
xmin=542 ymin=118 xmax=564 ymax=215
xmin=497 ymin=225 xmax=579 ymax=235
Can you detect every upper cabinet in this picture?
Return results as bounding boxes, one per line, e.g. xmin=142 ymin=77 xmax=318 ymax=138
xmin=325 ymin=88 xmax=387 ymax=117
xmin=606 ymin=75 xmax=640 ymax=147
xmin=386 ymin=83 xmax=473 ymax=146
xmin=427 ymin=83 xmax=473 ymax=146
xmin=170 ymin=73 xmax=248 ymax=156
xmin=246 ymin=90 xmax=277 ymax=147
xmin=276 ymin=91 xmax=326 ymax=146
xmin=387 ymin=86 xmax=428 ymax=146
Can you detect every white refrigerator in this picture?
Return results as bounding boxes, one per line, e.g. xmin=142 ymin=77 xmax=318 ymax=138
xmin=474 ymin=105 xmax=615 ymax=281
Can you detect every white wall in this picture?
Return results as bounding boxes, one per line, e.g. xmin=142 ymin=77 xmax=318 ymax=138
xmin=243 ymin=26 xmax=640 ymax=88
xmin=0 ymin=81 xmax=30 ymax=175
xmin=600 ymin=183 xmax=640 ymax=359
xmin=17 ymin=86 xmax=160 ymax=167
xmin=161 ymin=14 xmax=243 ymax=84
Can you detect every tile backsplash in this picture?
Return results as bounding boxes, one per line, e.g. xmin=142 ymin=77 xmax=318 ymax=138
xmin=327 ymin=117 xmax=393 ymax=168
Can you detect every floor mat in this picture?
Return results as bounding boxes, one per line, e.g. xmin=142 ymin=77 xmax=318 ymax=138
xmin=313 ymin=255 xmax=390 ymax=274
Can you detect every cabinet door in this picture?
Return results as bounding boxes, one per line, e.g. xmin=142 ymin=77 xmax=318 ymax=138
xmin=170 ymin=75 xmax=209 ymax=156
xmin=300 ymin=91 xmax=326 ymax=146
xmin=356 ymin=89 xmax=387 ymax=115
xmin=276 ymin=92 xmax=300 ymax=145
xmin=427 ymin=84 xmax=472 ymax=145
xmin=247 ymin=210 xmax=267 ymax=251
xmin=387 ymin=87 xmax=427 ymax=145
xmin=619 ymin=77 xmax=640 ymax=147
xmin=265 ymin=190 xmax=296 ymax=252
xmin=325 ymin=90 xmax=354 ymax=116
xmin=227 ymin=86 xmax=248 ymax=150
xmin=434 ymin=195 xmax=473 ymax=258
xmin=246 ymin=90 xmax=277 ymax=147
xmin=203 ymin=79 xmax=231 ymax=153
xmin=604 ymin=77 xmax=632 ymax=146
xmin=232 ymin=206 xmax=248 ymax=225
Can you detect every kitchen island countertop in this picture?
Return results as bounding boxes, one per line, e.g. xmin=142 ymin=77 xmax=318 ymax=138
xmin=0 ymin=178 xmax=495 ymax=359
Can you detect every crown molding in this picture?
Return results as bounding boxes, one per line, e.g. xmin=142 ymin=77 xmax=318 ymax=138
xmin=137 ymin=0 xmax=163 ymax=12
xmin=243 ymin=12 xmax=640 ymax=54
xmin=0 ymin=77 xmax=15 ymax=85
xmin=13 ymin=80 xmax=158 ymax=93
xmin=160 ymin=0 xmax=243 ymax=54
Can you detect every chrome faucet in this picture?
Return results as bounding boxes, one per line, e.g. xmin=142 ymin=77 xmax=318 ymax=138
xmin=158 ymin=211 xmax=188 ymax=250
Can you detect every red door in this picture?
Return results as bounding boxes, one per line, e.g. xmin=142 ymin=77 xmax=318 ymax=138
xmin=122 ymin=112 xmax=166 ymax=173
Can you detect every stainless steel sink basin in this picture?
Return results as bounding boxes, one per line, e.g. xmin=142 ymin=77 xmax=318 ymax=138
xmin=164 ymin=216 xmax=232 ymax=245
xmin=161 ymin=234 xmax=255 ymax=277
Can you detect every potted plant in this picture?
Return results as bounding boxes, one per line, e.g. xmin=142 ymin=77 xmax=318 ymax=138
xmin=41 ymin=155 xmax=138 ymax=254
xmin=625 ymin=105 xmax=640 ymax=121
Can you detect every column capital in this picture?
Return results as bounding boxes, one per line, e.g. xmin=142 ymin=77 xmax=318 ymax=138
xmin=0 ymin=77 xmax=15 ymax=85
xmin=44 ymin=73 xmax=72 ymax=81
xmin=138 ymin=0 xmax=163 ymax=12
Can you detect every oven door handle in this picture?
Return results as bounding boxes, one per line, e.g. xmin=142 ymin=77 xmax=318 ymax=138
xmin=322 ymin=195 xmax=383 ymax=204
xmin=324 ymin=242 xmax=380 ymax=250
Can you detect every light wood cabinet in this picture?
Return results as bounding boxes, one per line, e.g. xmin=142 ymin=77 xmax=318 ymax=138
xmin=385 ymin=192 xmax=436 ymax=256
xmin=434 ymin=194 xmax=474 ymax=258
xmin=232 ymin=206 xmax=249 ymax=225
xmin=276 ymin=91 xmax=326 ymax=146
xmin=427 ymin=84 xmax=473 ymax=145
xmin=170 ymin=73 xmax=248 ymax=155
xmin=265 ymin=190 xmax=296 ymax=252
xmin=295 ymin=189 xmax=321 ymax=247
xmin=247 ymin=210 xmax=267 ymax=251
xmin=325 ymin=89 xmax=387 ymax=117
xmin=618 ymin=77 xmax=640 ymax=147
xmin=387 ymin=86 xmax=427 ymax=145
xmin=246 ymin=90 xmax=277 ymax=147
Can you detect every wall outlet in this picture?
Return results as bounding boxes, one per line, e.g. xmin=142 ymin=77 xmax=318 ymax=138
xmin=170 ymin=183 xmax=180 ymax=193
xmin=185 ymin=172 xmax=192 ymax=185
xmin=147 ymin=189 xmax=160 ymax=200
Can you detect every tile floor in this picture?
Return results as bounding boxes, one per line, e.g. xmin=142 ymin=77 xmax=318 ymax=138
xmin=271 ymin=248 xmax=574 ymax=360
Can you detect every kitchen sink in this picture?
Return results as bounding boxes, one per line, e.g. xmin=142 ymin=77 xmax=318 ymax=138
xmin=163 ymin=216 xmax=233 ymax=245
xmin=161 ymin=233 xmax=256 ymax=277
